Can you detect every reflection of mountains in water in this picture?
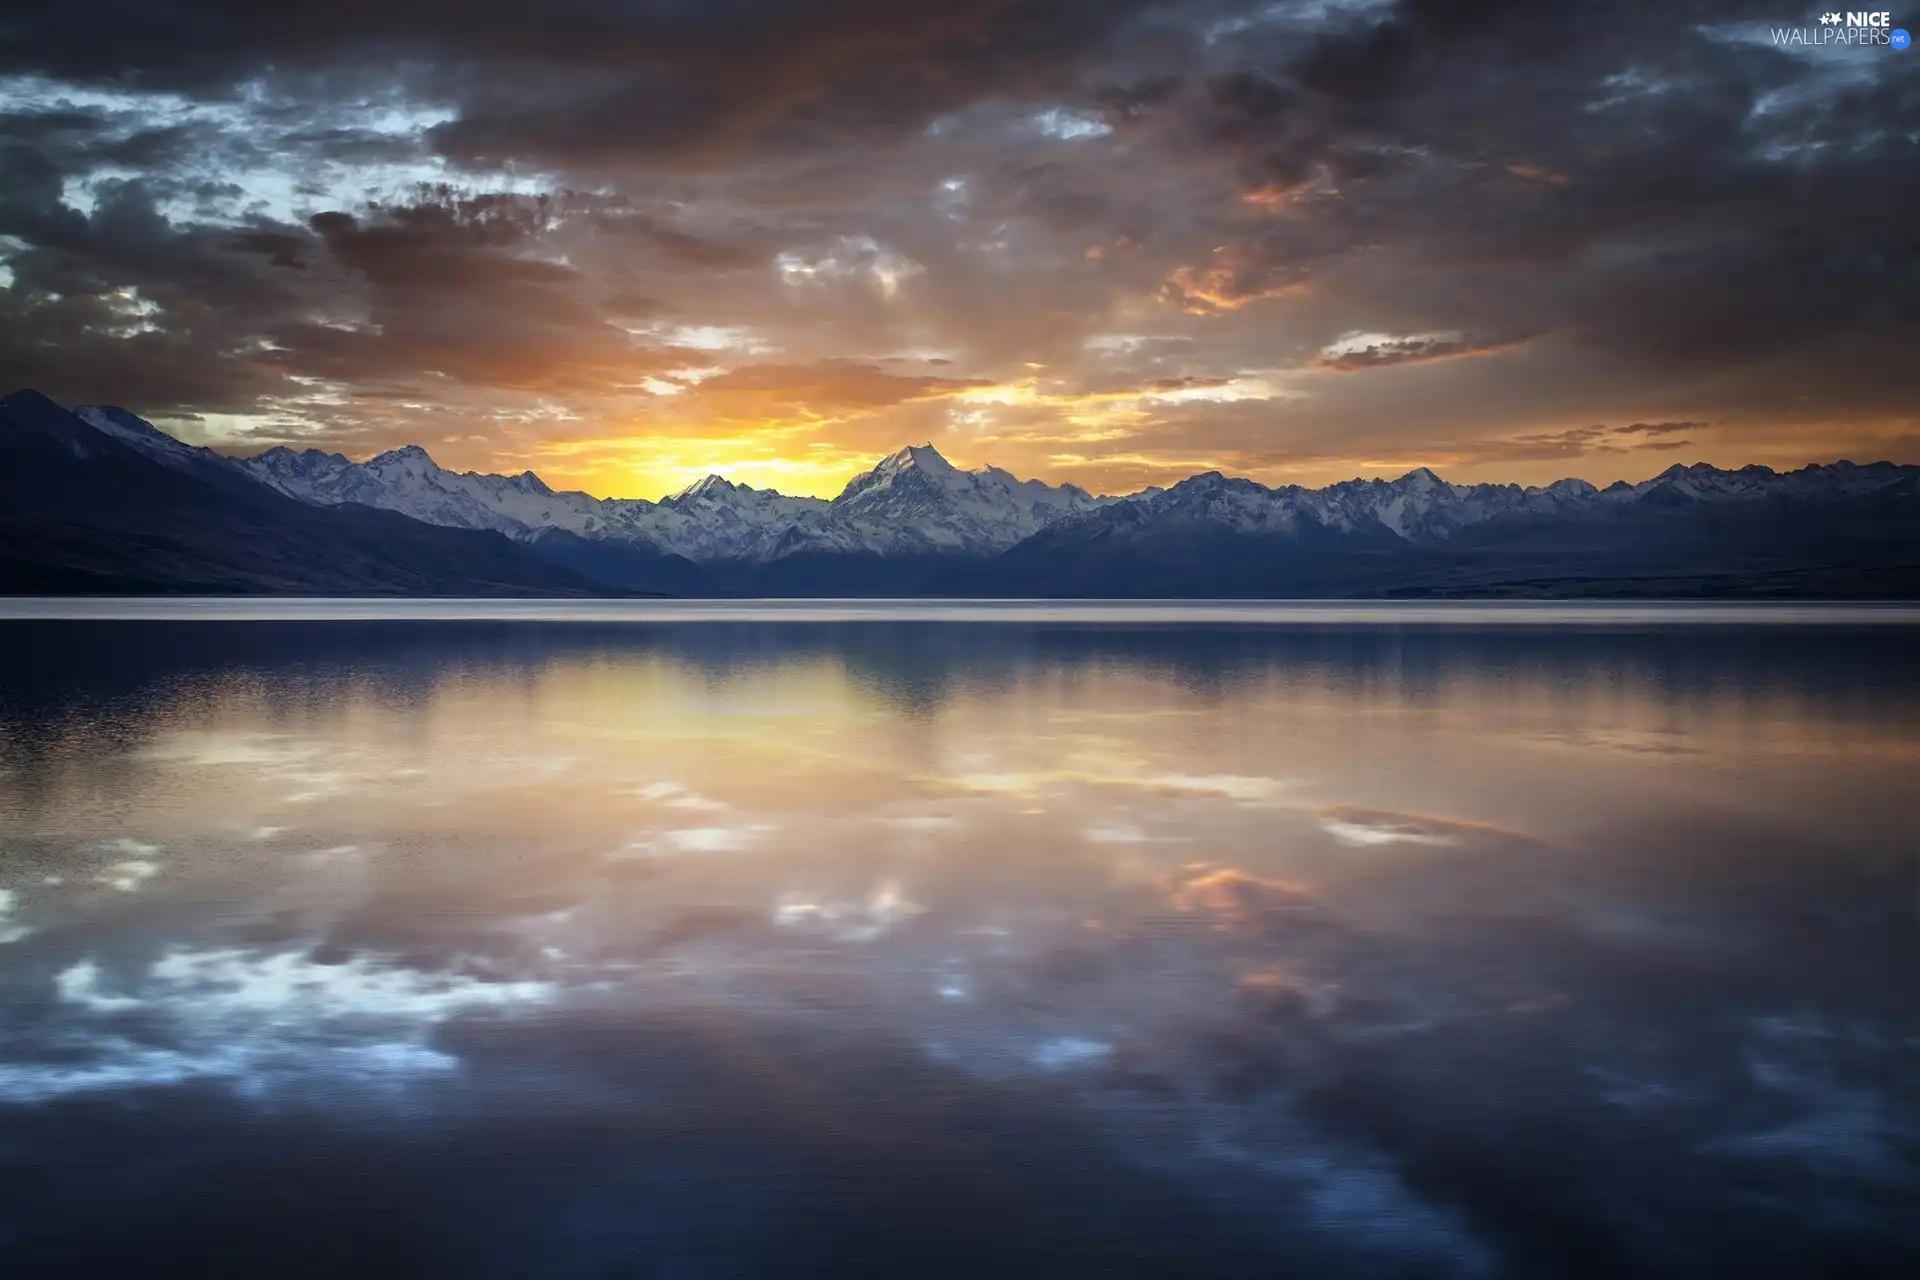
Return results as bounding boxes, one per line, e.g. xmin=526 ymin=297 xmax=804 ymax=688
xmin=4 ymin=618 xmax=1916 ymax=737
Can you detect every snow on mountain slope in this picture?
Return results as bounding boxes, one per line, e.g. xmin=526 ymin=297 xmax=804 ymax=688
xmin=772 ymin=445 xmax=1108 ymax=557
xmin=1310 ymin=468 xmax=1600 ymax=541
xmin=76 ymin=406 xmax=248 ymax=478
xmin=242 ymin=444 xmax=608 ymax=540
xmin=645 ymin=476 xmax=829 ymax=561
xmin=1058 ymin=467 xmax=1591 ymax=546
xmin=1599 ymin=460 xmax=1912 ymax=506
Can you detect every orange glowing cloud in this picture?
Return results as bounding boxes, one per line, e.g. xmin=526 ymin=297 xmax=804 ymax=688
xmin=1164 ymin=863 xmax=1318 ymax=933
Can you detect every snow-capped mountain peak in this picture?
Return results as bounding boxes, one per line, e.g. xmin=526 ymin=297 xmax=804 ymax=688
xmin=880 ymin=443 xmax=957 ymax=476
xmin=1546 ymin=477 xmax=1598 ymax=499
xmin=367 ymin=444 xmax=438 ymax=473
xmin=838 ymin=443 xmax=965 ymax=501
xmin=672 ymin=474 xmax=741 ymax=502
xmin=1396 ymin=466 xmax=1447 ymax=493
xmin=789 ymin=444 xmax=1106 ymax=557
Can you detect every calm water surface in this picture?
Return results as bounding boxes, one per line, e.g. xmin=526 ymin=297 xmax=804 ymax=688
xmin=1 ymin=608 xmax=1916 ymax=1277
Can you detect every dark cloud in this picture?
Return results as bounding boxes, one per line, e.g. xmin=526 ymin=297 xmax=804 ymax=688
xmin=0 ymin=1 xmax=1153 ymax=163
xmin=1167 ymin=0 xmax=1919 ymax=408
xmin=1429 ymin=422 xmax=1709 ymax=464
xmin=1311 ymin=332 xmax=1529 ymax=372
xmin=1616 ymin=421 xmax=1704 ymax=437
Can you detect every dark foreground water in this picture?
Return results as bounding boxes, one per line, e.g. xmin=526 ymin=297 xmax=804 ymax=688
xmin=0 ymin=606 xmax=1916 ymax=1278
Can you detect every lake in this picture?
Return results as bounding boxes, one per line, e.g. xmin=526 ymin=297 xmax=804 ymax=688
xmin=1 ymin=603 xmax=1916 ymax=1277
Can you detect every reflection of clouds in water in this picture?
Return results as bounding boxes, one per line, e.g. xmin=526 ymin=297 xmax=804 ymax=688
xmin=137 ymin=728 xmax=584 ymax=813
xmin=879 ymin=814 xmax=961 ymax=833
xmin=1713 ymin=1081 xmax=1904 ymax=1181
xmin=920 ymin=1027 xmax=1122 ymax=1081
xmin=0 ymin=888 xmax=29 ymax=943
xmin=0 ymin=947 xmax=553 ymax=1104
xmin=1316 ymin=807 xmax=1524 ymax=849
xmin=1164 ymin=864 xmax=1319 ymax=932
xmin=135 ymin=733 xmax=358 ymax=803
xmin=939 ymin=767 xmax=1287 ymax=805
xmin=1 ymin=831 xmax=1907 ymax=1274
xmin=306 ymin=844 xmax=361 ymax=864
xmin=633 ymin=781 xmax=727 ymax=812
xmin=774 ymin=882 xmax=923 ymax=943
xmin=1321 ymin=820 xmax=1457 ymax=849
xmin=947 ymin=771 xmax=1047 ymax=797
xmin=3 ymin=627 xmax=1915 ymax=1272
xmin=668 ymin=825 xmax=771 ymax=853
xmin=283 ymin=770 xmax=351 ymax=803
xmin=95 ymin=838 xmax=163 ymax=892
xmin=1082 ymin=821 xmax=1184 ymax=845
xmin=1519 ymin=726 xmax=1706 ymax=757
xmin=1702 ymin=1018 xmax=1918 ymax=1186
xmin=1585 ymin=1065 xmax=1685 ymax=1112
xmin=481 ymin=753 xmax=577 ymax=780
xmin=1580 ymin=904 xmax=1727 ymax=950
xmin=1031 ymin=1036 xmax=1113 ymax=1070
xmin=889 ymin=912 xmax=1494 ymax=1270
xmin=101 ymin=862 xmax=161 ymax=892
xmin=139 ymin=730 xmax=388 ymax=808
xmin=54 ymin=958 xmax=144 ymax=1011
xmin=1193 ymin=1132 xmax=1495 ymax=1274
xmin=613 ymin=822 xmax=775 ymax=858
xmin=141 ymin=732 xmax=323 ymax=768
xmin=1145 ymin=774 xmax=1286 ymax=803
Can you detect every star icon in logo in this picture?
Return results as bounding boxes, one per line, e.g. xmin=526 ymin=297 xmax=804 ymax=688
xmin=1820 ymin=11 xmax=1842 ymax=22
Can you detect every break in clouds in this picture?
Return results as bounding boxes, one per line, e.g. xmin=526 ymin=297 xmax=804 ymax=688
xmin=0 ymin=0 xmax=1915 ymax=497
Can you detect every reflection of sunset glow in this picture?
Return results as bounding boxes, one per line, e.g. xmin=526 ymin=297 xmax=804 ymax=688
xmin=2 ymin=623 xmax=1915 ymax=1270
xmin=1165 ymin=864 xmax=1317 ymax=930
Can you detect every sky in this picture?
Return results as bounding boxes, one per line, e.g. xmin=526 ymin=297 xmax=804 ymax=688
xmin=0 ymin=0 xmax=1915 ymax=500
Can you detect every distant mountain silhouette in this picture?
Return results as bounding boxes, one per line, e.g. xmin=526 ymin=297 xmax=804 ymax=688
xmin=4 ymin=391 xmax=1917 ymax=597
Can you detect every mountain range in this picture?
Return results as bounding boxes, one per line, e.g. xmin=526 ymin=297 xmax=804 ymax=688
xmin=4 ymin=389 xmax=1916 ymax=597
